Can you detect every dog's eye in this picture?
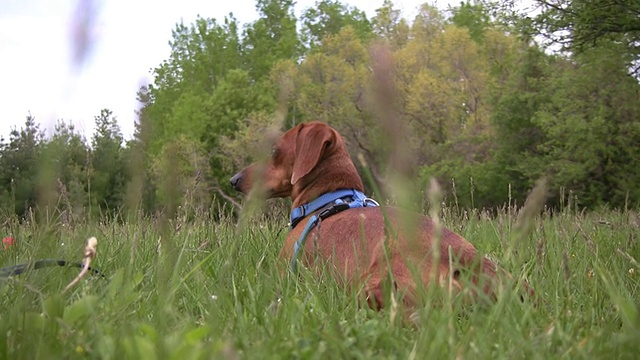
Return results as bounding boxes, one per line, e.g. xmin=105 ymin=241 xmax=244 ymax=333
xmin=271 ymin=147 xmax=279 ymax=158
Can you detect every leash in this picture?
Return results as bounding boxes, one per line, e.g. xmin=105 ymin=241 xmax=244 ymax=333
xmin=290 ymin=189 xmax=379 ymax=272
xmin=0 ymin=259 xmax=105 ymax=278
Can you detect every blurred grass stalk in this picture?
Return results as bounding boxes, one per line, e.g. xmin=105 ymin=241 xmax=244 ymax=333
xmin=235 ymin=68 xmax=292 ymax=236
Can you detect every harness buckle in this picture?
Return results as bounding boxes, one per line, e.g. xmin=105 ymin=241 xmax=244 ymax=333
xmin=317 ymin=202 xmax=350 ymax=220
xmin=364 ymin=197 xmax=380 ymax=207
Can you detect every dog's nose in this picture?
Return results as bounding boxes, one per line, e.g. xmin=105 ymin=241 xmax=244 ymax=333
xmin=230 ymin=172 xmax=243 ymax=190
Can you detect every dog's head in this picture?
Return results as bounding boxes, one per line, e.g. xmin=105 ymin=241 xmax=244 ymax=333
xmin=230 ymin=121 xmax=353 ymax=200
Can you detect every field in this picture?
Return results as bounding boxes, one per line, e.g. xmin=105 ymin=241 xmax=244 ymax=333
xmin=1 ymin=202 xmax=639 ymax=359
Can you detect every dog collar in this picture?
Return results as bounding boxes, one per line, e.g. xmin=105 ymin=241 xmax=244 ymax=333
xmin=290 ymin=189 xmax=379 ymax=272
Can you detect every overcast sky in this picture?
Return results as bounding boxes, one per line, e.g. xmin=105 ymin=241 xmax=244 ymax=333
xmin=0 ymin=0 xmax=457 ymax=141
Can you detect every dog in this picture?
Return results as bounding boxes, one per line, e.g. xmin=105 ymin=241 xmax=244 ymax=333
xmin=230 ymin=121 xmax=533 ymax=310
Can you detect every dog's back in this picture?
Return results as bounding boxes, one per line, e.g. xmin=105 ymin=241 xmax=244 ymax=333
xmin=282 ymin=206 xmax=506 ymax=308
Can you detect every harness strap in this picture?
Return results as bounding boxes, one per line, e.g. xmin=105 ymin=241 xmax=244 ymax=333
xmin=290 ymin=189 xmax=379 ymax=272
xmin=290 ymin=189 xmax=362 ymax=229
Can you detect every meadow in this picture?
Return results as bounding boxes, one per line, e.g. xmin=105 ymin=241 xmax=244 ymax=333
xmin=1 ymin=199 xmax=639 ymax=359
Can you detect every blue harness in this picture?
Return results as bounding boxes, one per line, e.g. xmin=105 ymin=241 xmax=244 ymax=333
xmin=289 ymin=189 xmax=379 ymax=272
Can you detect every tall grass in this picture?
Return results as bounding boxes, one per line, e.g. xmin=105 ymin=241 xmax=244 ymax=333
xmin=1 ymin=199 xmax=639 ymax=359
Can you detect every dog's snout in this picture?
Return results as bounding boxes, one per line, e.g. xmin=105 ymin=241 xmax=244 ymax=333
xmin=230 ymin=172 xmax=243 ymax=190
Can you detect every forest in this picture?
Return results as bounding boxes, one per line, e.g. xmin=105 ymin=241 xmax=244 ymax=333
xmin=2 ymin=0 xmax=639 ymax=220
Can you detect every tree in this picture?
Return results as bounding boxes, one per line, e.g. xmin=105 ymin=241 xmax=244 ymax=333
xmin=202 ymin=69 xmax=277 ymax=194
xmin=532 ymin=45 xmax=640 ymax=207
xmin=508 ymin=0 xmax=640 ymax=76
xmin=0 ymin=114 xmax=45 ymax=217
xmin=43 ymin=120 xmax=91 ymax=220
xmin=242 ymin=0 xmax=302 ymax=80
xmin=478 ymin=0 xmax=640 ymax=208
xmin=449 ymin=0 xmax=491 ymax=43
xmin=437 ymin=25 xmax=491 ymax=131
xmin=145 ymin=15 xmax=243 ymax=153
xmin=396 ymin=14 xmax=490 ymax=152
xmin=394 ymin=9 xmax=511 ymax=208
xmin=372 ymin=0 xmax=410 ymax=48
xmin=403 ymin=69 xmax=460 ymax=145
xmin=293 ymin=26 xmax=390 ymax=186
xmin=489 ymin=44 xmax=554 ymax=204
xmin=411 ymin=3 xmax=445 ymax=42
xmin=153 ymin=16 xmax=242 ymax=94
xmin=89 ymin=109 xmax=125 ymax=216
xmin=300 ymin=0 xmax=373 ymax=49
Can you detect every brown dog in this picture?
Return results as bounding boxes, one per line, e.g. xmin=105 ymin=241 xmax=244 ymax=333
xmin=230 ymin=121 xmax=532 ymax=310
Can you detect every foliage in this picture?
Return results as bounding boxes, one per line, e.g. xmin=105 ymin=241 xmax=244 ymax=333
xmin=300 ymin=0 xmax=373 ymax=49
xmin=1 ymin=0 xmax=640 ymax=218
xmin=488 ymin=43 xmax=555 ymax=204
xmin=449 ymin=0 xmax=491 ymax=43
xmin=532 ymin=0 xmax=640 ymax=76
xmin=372 ymin=0 xmax=410 ymax=49
xmin=43 ymin=121 xmax=91 ymax=222
xmin=0 ymin=111 xmax=128 ymax=221
xmin=202 ymin=69 xmax=277 ymax=194
xmin=0 ymin=115 xmax=45 ymax=217
xmin=532 ymin=45 xmax=640 ymax=207
xmin=143 ymin=15 xmax=243 ymax=154
xmin=242 ymin=0 xmax=302 ymax=80
xmin=89 ymin=109 xmax=126 ymax=217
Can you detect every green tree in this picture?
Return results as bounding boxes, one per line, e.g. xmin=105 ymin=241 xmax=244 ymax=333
xmin=372 ymin=0 xmax=410 ymax=48
xmin=242 ymin=0 xmax=302 ymax=80
xmin=489 ymin=44 xmax=554 ymax=204
xmin=397 ymin=11 xmax=490 ymax=149
xmin=293 ymin=26 xmax=390 ymax=185
xmin=145 ymin=15 xmax=242 ymax=153
xmin=137 ymin=5 xmax=292 ymax=211
xmin=300 ymin=0 xmax=373 ymax=49
xmin=43 ymin=120 xmax=91 ymax=220
xmin=89 ymin=109 xmax=125 ymax=216
xmin=532 ymin=0 xmax=640 ymax=75
xmin=154 ymin=16 xmax=242 ymax=93
xmin=0 ymin=114 xmax=44 ymax=217
xmin=202 ymin=69 xmax=277 ymax=193
xmin=532 ymin=45 xmax=640 ymax=207
xmin=411 ymin=3 xmax=445 ymax=42
xmin=395 ymin=8 xmax=511 ymax=208
xmin=449 ymin=0 xmax=491 ymax=43
xmin=128 ymin=87 xmax=158 ymax=214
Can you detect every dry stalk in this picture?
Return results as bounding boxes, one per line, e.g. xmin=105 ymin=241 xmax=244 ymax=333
xmin=576 ymin=221 xmax=597 ymax=254
xmin=427 ymin=178 xmax=444 ymax=287
xmin=507 ymin=178 xmax=548 ymax=263
xmin=64 ymin=237 xmax=98 ymax=292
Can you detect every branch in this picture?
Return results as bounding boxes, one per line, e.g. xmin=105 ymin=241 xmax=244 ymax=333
xmin=349 ymin=128 xmax=386 ymax=190
xmin=210 ymin=186 xmax=243 ymax=210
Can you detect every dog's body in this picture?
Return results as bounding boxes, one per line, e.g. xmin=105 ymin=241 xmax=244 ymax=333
xmin=231 ymin=121 xmax=531 ymax=309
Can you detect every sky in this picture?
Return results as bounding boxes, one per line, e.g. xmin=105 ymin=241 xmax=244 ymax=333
xmin=0 ymin=0 xmax=458 ymax=141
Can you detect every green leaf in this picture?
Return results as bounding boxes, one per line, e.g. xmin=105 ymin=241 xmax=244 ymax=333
xmin=43 ymin=294 xmax=64 ymax=319
xmin=63 ymin=295 xmax=98 ymax=324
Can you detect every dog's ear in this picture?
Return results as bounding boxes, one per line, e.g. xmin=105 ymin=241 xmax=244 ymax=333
xmin=291 ymin=124 xmax=335 ymax=185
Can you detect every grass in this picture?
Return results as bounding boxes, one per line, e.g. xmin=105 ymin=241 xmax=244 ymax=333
xmin=1 ymin=203 xmax=639 ymax=359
